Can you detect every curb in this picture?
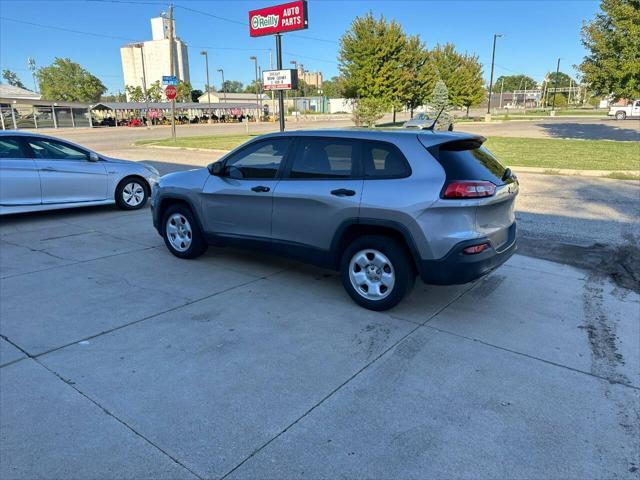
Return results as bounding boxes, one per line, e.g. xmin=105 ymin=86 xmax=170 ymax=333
xmin=511 ymin=166 xmax=639 ymax=179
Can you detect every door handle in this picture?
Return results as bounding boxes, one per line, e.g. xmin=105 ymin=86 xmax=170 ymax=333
xmin=331 ymin=188 xmax=356 ymax=197
xmin=251 ymin=185 xmax=270 ymax=193
xmin=40 ymin=167 xmax=58 ymax=172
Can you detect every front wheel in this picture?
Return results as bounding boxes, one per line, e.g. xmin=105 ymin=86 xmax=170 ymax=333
xmin=162 ymin=205 xmax=208 ymax=259
xmin=615 ymin=111 xmax=626 ymax=120
xmin=340 ymin=235 xmax=415 ymax=311
xmin=115 ymin=177 xmax=148 ymax=210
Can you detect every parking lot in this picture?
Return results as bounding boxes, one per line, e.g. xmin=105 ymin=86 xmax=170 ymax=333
xmin=1 ymin=198 xmax=639 ymax=478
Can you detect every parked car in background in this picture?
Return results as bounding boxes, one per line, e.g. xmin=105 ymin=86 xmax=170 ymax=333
xmin=152 ymin=129 xmax=518 ymax=311
xmin=403 ymin=112 xmax=431 ymax=129
xmin=608 ymin=99 xmax=640 ymax=120
xmin=0 ymin=132 xmax=159 ymax=215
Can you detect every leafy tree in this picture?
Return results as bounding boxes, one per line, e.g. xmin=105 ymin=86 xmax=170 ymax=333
xmin=243 ymin=80 xmax=261 ymax=94
xmin=457 ymin=53 xmax=486 ymax=117
xmin=191 ymin=89 xmax=203 ymax=102
xmin=321 ymin=76 xmax=346 ymax=98
xmin=125 ymin=85 xmax=144 ymax=102
xmin=2 ymin=69 xmax=26 ymax=89
xmin=176 ymin=81 xmax=192 ymax=102
xmin=579 ymin=0 xmax=640 ymax=100
xmin=428 ymin=43 xmax=467 ymax=107
xmin=100 ymin=91 xmax=126 ymax=102
xmin=221 ymin=80 xmax=243 ymax=93
xmin=352 ymin=97 xmax=387 ymax=127
xmin=37 ymin=58 xmax=105 ymax=102
xmin=339 ymin=12 xmax=405 ymax=109
xmin=398 ymin=35 xmax=437 ymax=118
xmin=492 ymin=74 xmax=537 ymax=93
xmin=545 ymin=71 xmax=575 ymax=88
xmin=147 ymin=81 xmax=163 ymax=102
xmin=546 ymin=92 xmax=568 ymax=107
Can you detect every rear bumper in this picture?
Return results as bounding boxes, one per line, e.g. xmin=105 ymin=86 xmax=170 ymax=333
xmin=419 ymin=222 xmax=517 ymax=285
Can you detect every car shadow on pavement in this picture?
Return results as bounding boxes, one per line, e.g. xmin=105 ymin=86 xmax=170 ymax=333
xmin=539 ymin=121 xmax=640 ymax=141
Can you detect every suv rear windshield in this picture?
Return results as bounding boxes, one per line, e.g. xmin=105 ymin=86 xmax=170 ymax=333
xmin=429 ymin=140 xmax=510 ymax=185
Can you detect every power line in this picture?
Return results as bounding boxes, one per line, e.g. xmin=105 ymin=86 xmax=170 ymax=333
xmin=0 ymin=16 xmax=137 ymax=41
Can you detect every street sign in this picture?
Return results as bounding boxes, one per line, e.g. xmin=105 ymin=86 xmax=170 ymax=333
xmin=249 ymin=0 xmax=308 ymax=37
xmin=262 ymin=69 xmax=298 ymax=91
xmin=165 ymin=85 xmax=177 ymax=100
xmin=162 ymin=75 xmax=177 ymax=86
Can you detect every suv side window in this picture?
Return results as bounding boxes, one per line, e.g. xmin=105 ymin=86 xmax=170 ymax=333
xmin=26 ymin=138 xmax=89 ymax=161
xmin=361 ymin=141 xmax=411 ymax=178
xmin=289 ymin=137 xmax=357 ymax=179
xmin=225 ymin=138 xmax=291 ymax=179
xmin=0 ymin=137 xmax=27 ymax=159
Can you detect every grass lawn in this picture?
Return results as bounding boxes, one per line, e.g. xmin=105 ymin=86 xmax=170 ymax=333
xmin=136 ymin=134 xmax=639 ymax=172
xmin=136 ymin=134 xmax=259 ymax=151
xmin=484 ymin=137 xmax=639 ymax=171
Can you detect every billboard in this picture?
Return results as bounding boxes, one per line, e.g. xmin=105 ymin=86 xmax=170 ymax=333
xmin=262 ymin=69 xmax=298 ymax=91
xmin=249 ymin=0 xmax=308 ymax=37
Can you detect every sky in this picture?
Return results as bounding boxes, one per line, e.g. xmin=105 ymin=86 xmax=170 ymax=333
xmin=0 ymin=0 xmax=601 ymax=94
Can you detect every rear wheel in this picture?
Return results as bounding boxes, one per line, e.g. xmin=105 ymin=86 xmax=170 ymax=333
xmin=340 ymin=235 xmax=415 ymax=311
xmin=162 ymin=204 xmax=207 ymax=259
xmin=615 ymin=111 xmax=627 ymax=120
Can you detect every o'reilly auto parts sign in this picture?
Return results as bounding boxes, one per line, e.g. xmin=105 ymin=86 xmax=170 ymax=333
xmin=262 ymin=69 xmax=298 ymax=91
xmin=249 ymin=0 xmax=308 ymax=37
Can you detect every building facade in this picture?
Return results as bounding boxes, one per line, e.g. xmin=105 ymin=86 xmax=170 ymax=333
xmin=297 ymin=67 xmax=323 ymax=89
xmin=120 ymin=16 xmax=190 ymax=100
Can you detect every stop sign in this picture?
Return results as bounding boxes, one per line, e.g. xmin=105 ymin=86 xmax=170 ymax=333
xmin=165 ymin=85 xmax=177 ymax=100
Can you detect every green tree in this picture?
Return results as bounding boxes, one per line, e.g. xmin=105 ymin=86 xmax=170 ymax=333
xmin=243 ymin=80 xmax=260 ymax=94
xmin=579 ymin=0 xmax=640 ymax=100
xmin=339 ymin=12 xmax=405 ymax=109
xmin=457 ymin=53 xmax=486 ymax=117
xmin=352 ymin=97 xmax=387 ymax=127
xmin=176 ymin=81 xmax=192 ymax=102
xmin=2 ymin=69 xmax=26 ymax=89
xmin=146 ymin=81 xmax=163 ymax=102
xmin=125 ymin=85 xmax=144 ymax=102
xmin=100 ymin=91 xmax=126 ymax=102
xmin=545 ymin=71 xmax=575 ymax=88
xmin=398 ymin=35 xmax=437 ymax=118
xmin=321 ymin=76 xmax=346 ymax=98
xmin=191 ymin=89 xmax=203 ymax=102
xmin=428 ymin=43 xmax=467 ymax=107
xmin=37 ymin=58 xmax=105 ymax=102
xmin=492 ymin=74 xmax=537 ymax=93
xmin=222 ymin=80 xmax=243 ymax=93
xmin=429 ymin=80 xmax=453 ymax=129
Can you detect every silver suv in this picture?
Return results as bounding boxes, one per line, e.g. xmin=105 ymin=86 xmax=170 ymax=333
xmin=152 ymin=129 xmax=518 ymax=310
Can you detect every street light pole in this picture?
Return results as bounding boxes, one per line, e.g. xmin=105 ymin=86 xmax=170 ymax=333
xmin=487 ymin=33 xmax=503 ymax=116
xmin=217 ymin=69 xmax=226 ymax=103
xmin=250 ymin=55 xmax=260 ymax=122
xmin=200 ymin=51 xmax=211 ymax=122
xmin=290 ymin=60 xmax=297 ymax=116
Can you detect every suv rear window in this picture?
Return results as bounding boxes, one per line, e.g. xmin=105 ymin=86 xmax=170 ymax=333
xmin=430 ymin=140 xmax=509 ymax=185
xmin=361 ymin=141 xmax=411 ymax=178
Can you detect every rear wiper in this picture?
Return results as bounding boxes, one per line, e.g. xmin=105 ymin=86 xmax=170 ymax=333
xmin=502 ymin=167 xmax=513 ymax=182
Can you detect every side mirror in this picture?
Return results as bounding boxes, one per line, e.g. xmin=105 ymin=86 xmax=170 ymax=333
xmin=208 ymin=162 xmax=224 ymax=176
xmin=89 ymin=152 xmax=100 ymax=162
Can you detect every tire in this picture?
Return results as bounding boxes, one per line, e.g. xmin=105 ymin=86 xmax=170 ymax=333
xmin=162 ymin=204 xmax=208 ymax=259
xmin=615 ymin=111 xmax=626 ymax=120
xmin=340 ymin=235 xmax=415 ymax=311
xmin=115 ymin=177 xmax=149 ymax=210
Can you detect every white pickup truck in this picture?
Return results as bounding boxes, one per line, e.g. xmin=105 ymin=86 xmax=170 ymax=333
xmin=608 ymin=99 xmax=640 ymax=120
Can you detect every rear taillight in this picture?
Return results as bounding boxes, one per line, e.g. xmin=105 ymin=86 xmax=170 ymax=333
xmin=442 ymin=181 xmax=496 ymax=199
xmin=463 ymin=243 xmax=490 ymax=255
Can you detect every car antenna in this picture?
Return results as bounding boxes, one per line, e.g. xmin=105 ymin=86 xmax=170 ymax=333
xmin=423 ymin=105 xmax=446 ymax=131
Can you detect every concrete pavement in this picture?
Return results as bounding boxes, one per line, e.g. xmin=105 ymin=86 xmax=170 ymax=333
xmin=1 ymin=204 xmax=639 ymax=479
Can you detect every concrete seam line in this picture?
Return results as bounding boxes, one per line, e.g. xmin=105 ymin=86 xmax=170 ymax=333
xmin=32 ymin=358 xmax=205 ymax=480
xmin=219 ymin=289 xmax=467 ymax=479
xmin=423 ymin=325 xmax=640 ymax=392
xmin=31 ymin=276 xmax=265 ymax=360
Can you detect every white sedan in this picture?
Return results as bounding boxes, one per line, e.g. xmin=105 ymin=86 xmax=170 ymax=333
xmin=0 ymin=131 xmax=159 ymax=215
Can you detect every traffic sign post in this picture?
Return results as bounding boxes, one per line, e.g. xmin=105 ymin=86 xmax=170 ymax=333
xmin=248 ymin=1 xmax=308 ymax=131
xmin=162 ymin=75 xmax=178 ymax=86
xmin=165 ymin=85 xmax=177 ymax=100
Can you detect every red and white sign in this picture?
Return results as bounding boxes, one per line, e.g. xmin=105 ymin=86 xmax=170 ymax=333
xmin=262 ymin=69 xmax=298 ymax=91
xmin=165 ymin=85 xmax=177 ymax=100
xmin=249 ymin=0 xmax=308 ymax=37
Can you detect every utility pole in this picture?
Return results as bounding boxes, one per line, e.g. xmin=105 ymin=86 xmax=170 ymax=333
xmin=250 ymin=56 xmax=260 ymax=122
xmin=551 ymin=58 xmax=561 ymax=113
xmin=290 ymin=60 xmax=297 ymax=117
xmin=27 ymin=57 xmax=38 ymax=93
xmin=487 ymin=33 xmax=503 ymax=116
xmin=134 ymin=44 xmax=150 ymax=128
xmin=200 ymin=50 xmax=212 ymax=122
xmin=499 ymin=78 xmax=504 ymax=109
xmin=269 ymin=49 xmax=275 ymax=119
xmin=167 ymin=5 xmax=176 ymax=141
